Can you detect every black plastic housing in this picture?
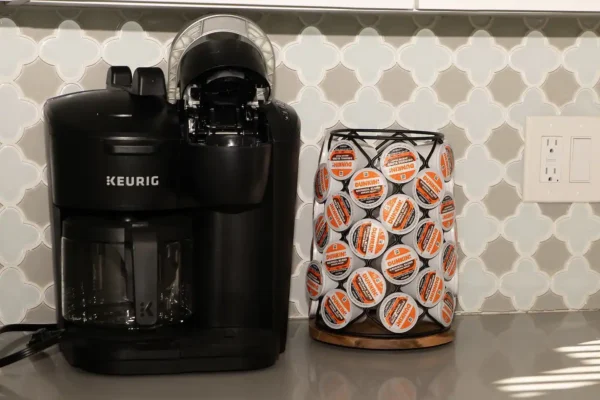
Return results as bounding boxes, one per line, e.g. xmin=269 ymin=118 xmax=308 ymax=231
xmin=178 ymin=32 xmax=270 ymax=95
xmin=45 ymin=90 xmax=181 ymax=211
xmin=45 ymin=66 xmax=300 ymax=374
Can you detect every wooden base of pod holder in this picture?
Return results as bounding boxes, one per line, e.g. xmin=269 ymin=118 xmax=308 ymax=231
xmin=309 ymin=318 xmax=455 ymax=350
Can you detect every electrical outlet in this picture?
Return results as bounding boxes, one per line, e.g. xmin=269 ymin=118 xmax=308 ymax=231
xmin=539 ymin=136 xmax=562 ymax=183
xmin=524 ymin=117 xmax=600 ymax=203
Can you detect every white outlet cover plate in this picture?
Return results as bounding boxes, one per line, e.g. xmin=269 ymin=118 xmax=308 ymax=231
xmin=524 ymin=116 xmax=600 ymax=203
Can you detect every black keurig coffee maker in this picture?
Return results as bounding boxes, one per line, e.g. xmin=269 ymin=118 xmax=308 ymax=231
xmin=27 ymin=15 xmax=300 ymax=374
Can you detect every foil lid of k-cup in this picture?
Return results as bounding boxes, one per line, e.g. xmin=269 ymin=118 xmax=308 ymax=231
xmin=323 ymin=241 xmax=355 ymax=281
xmin=414 ymin=269 xmax=445 ymax=308
xmin=325 ymin=192 xmax=354 ymax=232
xmin=381 ymin=245 xmax=420 ymax=286
xmin=313 ymin=213 xmax=330 ymax=253
xmin=440 ymin=144 xmax=455 ymax=182
xmin=306 ymin=261 xmax=326 ymax=300
xmin=413 ymin=219 xmax=443 ymax=259
xmin=437 ymin=194 xmax=456 ymax=231
xmin=320 ymin=289 xmax=359 ymax=330
xmin=378 ymin=292 xmax=420 ymax=334
xmin=349 ymin=168 xmax=389 ymax=209
xmin=380 ymin=143 xmax=420 ymax=184
xmin=346 ymin=267 xmax=386 ymax=308
xmin=412 ymin=169 xmax=445 ymax=209
xmin=379 ymin=194 xmax=419 ymax=235
xmin=314 ymin=163 xmax=330 ymax=204
xmin=439 ymin=290 xmax=456 ymax=327
xmin=441 ymin=242 xmax=458 ymax=281
xmin=348 ymin=219 xmax=389 ymax=260
xmin=327 ymin=140 xmax=361 ymax=181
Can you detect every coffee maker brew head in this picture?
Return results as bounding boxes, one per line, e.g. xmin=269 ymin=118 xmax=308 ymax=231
xmin=166 ymin=15 xmax=275 ymax=140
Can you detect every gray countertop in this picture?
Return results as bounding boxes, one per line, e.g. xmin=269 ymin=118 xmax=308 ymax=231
xmin=2 ymin=313 xmax=600 ymax=400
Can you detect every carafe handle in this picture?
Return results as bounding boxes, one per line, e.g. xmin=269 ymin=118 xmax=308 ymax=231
xmin=131 ymin=227 xmax=158 ymax=326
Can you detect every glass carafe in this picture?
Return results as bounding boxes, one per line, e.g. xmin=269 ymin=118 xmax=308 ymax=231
xmin=61 ymin=216 xmax=193 ymax=328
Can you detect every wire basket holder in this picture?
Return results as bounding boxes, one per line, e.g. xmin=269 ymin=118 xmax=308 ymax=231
xmin=309 ymin=129 xmax=456 ymax=350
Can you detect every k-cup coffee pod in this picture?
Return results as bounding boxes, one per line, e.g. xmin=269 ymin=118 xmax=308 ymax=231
xmin=314 ymin=163 xmax=343 ymax=204
xmin=444 ymin=178 xmax=454 ymax=194
xmin=306 ymin=261 xmax=338 ymax=300
xmin=378 ymin=143 xmax=421 ymax=184
xmin=402 ymin=268 xmax=445 ymax=308
xmin=323 ymin=240 xmax=365 ymax=281
xmin=378 ymin=292 xmax=421 ymax=334
xmin=444 ymin=227 xmax=458 ymax=244
xmin=344 ymin=267 xmax=387 ymax=308
xmin=379 ymin=244 xmax=421 ymax=286
xmin=429 ymin=241 xmax=458 ymax=281
xmin=428 ymin=289 xmax=456 ymax=328
xmin=416 ymin=142 xmax=455 ymax=182
xmin=429 ymin=193 xmax=455 ymax=232
xmin=325 ymin=191 xmax=367 ymax=233
xmin=320 ymin=289 xmax=363 ymax=330
xmin=377 ymin=194 xmax=420 ymax=235
xmin=348 ymin=168 xmax=389 ymax=210
xmin=327 ymin=140 xmax=372 ymax=181
xmin=313 ymin=213 xmax=342 ymax=253
xmin=446 ymin=274 xmax=458 ymax=294
xmin=403 ymin=168 xmax=445 ymax=210
xmin=402 ymin=218 xmax=443 ymax=259
xmin=348 ymin=219 xmax=389 ymax=260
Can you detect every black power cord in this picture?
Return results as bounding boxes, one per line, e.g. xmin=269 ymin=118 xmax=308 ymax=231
xmin=0 ymin=324 xmax=63 ymax=368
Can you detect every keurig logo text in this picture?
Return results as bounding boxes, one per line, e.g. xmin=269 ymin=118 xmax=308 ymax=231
xmin=106 ymin=176 xmax=159 ymax=187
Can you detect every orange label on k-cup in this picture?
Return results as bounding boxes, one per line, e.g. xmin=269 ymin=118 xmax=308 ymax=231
xmin=381 ymin=195 xmax=418 ymax=234
xmin=439 ymin=195 xmax=455 ymax=230
xmin=382 ymin=295 xmax=418 ymax=332
xmin=442 ymin=243 xmax=457 ymax=280
xmin=314 ymin=164 xmax=330 ymax=203
xmin=314 ymin=214 xmax=329 ymax=251
xmin=326 ymin=193 xmax=353 ymax=231
xmin=323 ymin=290 xmax=352 ymax=326
xmin=440 ymin=144 xmax=455 ymax=181
xmin=381 ymin=145 xmax=419 ymax=183
xmin=416 ymin=220 xmax=443 ymax=258
xmin=415 ymin=170 xmax=444 ymax=207
xmin=349 ymin=269 xmax=385 ymax=306
xmin=418 ymin=271 xmax=444 ymax=306
xmin=382 ymin=246 xmax=419 ymax=284
xmin=324 ymin=242 xmax=352 ymax=279
xmin=306 ymin=262 xmax=322 ymax=299
xmin=328 ymin=142 xmax=357 ymax=180
xmin=350 ymin=220 xmax=388 ymax=259
xmin=349 ymin=169 xmax=387 ymax=208
xmin=441 ymin=291 xmax=455 ymax=325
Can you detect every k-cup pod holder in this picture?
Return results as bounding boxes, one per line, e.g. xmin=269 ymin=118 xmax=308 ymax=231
xmin=308 ymin=129 xmax=458 ymax=349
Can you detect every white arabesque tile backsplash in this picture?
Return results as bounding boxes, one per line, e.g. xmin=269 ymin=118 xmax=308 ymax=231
xmin=1 ymin=9 xmax=600 ymax=324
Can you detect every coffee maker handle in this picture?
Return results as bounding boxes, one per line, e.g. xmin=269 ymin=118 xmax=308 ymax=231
xmin=131 ymin=228 xmax=158 ymax=326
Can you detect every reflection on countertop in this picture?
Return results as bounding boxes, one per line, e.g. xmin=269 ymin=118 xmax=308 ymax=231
xmin=2 ymin=313 xmax=600 ymax=400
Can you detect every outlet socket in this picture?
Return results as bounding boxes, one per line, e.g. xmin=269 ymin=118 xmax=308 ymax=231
xmin=540 ymin=136 xmax=562 ymax=183
xmin=524 ymin=117 xmax=600 ymax=203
